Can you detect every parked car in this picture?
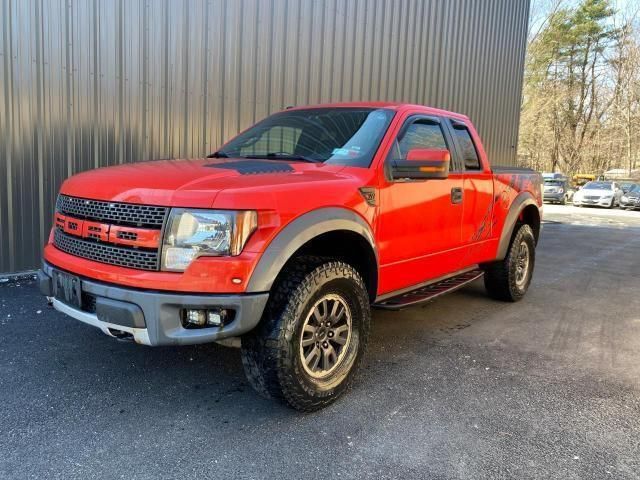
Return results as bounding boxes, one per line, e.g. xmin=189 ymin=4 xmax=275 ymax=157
xmin=543 ymin=178 xmax=574 ymax=204
xmin=619 ymin=184 xmax=640 ymax=210
xmin=572 ymin=181 xmax=623 ymax=208
xmin=619 ymin=182 xmax=636 ymax=194
xmin=38 ymin=102 xmax=542 ymax=411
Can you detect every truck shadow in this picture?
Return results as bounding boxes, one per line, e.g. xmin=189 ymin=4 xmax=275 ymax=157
xmin=10 ymin=280 xmax=492 ymax=421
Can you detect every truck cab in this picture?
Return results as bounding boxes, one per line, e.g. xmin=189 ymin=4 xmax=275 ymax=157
xmin=39 ymin=102 xmax=542 ymax=410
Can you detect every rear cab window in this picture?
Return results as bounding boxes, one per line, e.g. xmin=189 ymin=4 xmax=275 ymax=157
xmin=449 ymin=119 xmax=482 ymax=170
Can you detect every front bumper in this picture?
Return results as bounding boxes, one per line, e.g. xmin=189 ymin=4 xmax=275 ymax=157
xmin=39 ymin=262 xmax=269 ymax=346
xmin=620 ymin=199 xmax=640 ymax=209
xmin=543 ymin=192 xmax=564 ymax=202
xmin=573 ymin=197 xmax=614 ymax=207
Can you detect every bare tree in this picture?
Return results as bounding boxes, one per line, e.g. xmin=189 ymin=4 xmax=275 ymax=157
xmin=519 ymin=0 xmax=640 ymax=179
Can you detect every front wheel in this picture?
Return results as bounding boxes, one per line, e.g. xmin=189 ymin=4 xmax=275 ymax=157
xmin=482 ymin=224 xmax=536 ymax=302
xmin=241 ymin=258 xmax=370 ymax=411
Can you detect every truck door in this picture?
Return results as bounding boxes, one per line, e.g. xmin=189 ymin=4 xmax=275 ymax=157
xmin=447 ymin=118 xmax=495 ymax=267
xmin=377 ymin=115 xmax=464 ymax=294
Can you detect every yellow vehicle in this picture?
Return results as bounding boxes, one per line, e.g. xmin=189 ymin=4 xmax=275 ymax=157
xmin=573 ymin=174 xmax=596 ymax=187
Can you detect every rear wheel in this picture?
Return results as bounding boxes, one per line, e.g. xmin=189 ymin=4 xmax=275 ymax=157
xmin=241 ymin=257 xmax=370 ymax=411
xmin=482 ymin=224 xmax=535 ymax=302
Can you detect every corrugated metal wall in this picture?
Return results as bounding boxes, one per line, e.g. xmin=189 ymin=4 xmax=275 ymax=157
xmin=0 ymin=0 xmax=530 ymax=273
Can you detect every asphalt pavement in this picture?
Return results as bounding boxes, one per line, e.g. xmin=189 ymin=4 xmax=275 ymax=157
xmin=1 ymin=204 xmax=639 ymax=479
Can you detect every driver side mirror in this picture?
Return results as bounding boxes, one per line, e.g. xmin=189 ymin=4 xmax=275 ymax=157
xmin=391 ymin=148 xmax=450 ymax=180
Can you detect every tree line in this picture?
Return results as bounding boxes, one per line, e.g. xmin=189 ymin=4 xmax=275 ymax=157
xmin=518 ymin=0 xmax=639 ymax=178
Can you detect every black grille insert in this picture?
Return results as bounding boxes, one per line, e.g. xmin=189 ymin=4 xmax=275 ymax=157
xmin=54 ymin=230 xmax=159 ymax=271
xmin=56 ymin=195 xmax=167 ymax=228
xmin=117 ymin=231 xmax=138 ymax=241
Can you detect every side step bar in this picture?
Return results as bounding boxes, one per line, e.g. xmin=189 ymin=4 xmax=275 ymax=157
xmin=373 ymin=269 xmax=484 ymax=310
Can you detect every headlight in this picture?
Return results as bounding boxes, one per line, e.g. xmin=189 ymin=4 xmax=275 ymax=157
xmin=161 ymin=209 xmax=257 ymax=271
xmin=621 ymin=195 xmax=629 ymax=202
xmin=558 ymin=188 xmax=564 ymax=193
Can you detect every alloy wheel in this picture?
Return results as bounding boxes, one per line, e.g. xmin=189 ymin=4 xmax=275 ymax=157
xmin=514 ymin=241 xmax=530 ymax=288
xmin=300 ymin=294 xmax=352 ymax=378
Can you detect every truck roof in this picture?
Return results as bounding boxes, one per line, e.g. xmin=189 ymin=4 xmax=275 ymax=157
xmin=286 ymin=102 xmax=470 ymax=121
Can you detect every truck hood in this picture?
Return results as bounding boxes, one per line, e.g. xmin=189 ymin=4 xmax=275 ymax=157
xmin=60 ymin=158 xmax=351 ymax=208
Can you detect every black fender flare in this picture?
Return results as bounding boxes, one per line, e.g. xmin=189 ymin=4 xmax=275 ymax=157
xmin=496 ymin=192 xmax=540 ymax=260
xmin=246 ymin=207 xmax=378 ymax=293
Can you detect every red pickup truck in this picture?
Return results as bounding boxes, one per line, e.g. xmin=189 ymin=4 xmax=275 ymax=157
xmin=39 ymin=102 xmax=542 ymax=410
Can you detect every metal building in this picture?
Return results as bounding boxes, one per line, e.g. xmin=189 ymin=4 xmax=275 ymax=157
xmin=0 ymin=0 xmax=530 ymax=273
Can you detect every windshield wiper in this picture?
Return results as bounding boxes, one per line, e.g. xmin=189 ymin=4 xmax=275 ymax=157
xmin=242 ymin=153 xmax=321 ymax=163
xmin=206 ymin=151 xmax=229 ymax=158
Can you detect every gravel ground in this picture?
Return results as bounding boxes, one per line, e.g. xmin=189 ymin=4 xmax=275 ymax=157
xmin=1 ymin=205 xmax=639 ymax=479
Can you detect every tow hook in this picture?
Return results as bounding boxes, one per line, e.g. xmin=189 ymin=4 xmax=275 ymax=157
xmin=107 ymin=329 xmax=135 ymax=342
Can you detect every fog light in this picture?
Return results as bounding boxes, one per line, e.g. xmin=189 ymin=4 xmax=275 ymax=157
xmin=185 ymin=309 xmax=206 ymax=327
xmin=207 ymin=309 xmax=227 ymax=327
xmin=183 ymin=308 xmax=233 ymax=329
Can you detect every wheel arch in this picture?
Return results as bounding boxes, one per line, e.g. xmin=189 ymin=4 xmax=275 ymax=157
xmin=496 ymin=193 xmax=541 ymax=260
xmin=246 ymin=208 xmax=379 ymax=302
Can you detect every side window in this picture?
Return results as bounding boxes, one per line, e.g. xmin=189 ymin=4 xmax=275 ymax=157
xmin=452 ymin=124 xmax=481 ymax=170
xmin=388 ymin=120 xmax=448 ymax=161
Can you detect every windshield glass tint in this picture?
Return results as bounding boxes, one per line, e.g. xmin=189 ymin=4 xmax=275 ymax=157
xmin=218 ymin=108 xmax=395 ymax=167
xmin=584 ymin=182 xmax=612 ymax=190
xmin=629 ymin=185 xmax=640 ymax=193
xmin=545 ymin=180 xmax=563 ymax=186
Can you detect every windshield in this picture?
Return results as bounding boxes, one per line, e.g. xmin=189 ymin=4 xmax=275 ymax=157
xmin=628 ymin=184 xmax=640 ymax=193
xmin=216 ymin=108 xmax=395 ymax=167
xmin=544 ymin=180 xmax=563 ymax=186
xmin=583 ymin=181 xmax=612 ymax=190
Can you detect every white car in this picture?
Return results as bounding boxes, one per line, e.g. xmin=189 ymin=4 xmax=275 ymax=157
xmin=573 ymin=181 xmax=623 ymax=208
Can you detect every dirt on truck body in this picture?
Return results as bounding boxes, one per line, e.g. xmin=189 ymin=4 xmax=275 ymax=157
xmin=39 ymin=102 xmax=542 ymax=410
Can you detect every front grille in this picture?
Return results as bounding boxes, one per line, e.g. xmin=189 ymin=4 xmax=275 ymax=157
xmin=54 ymin=229 xmax=159 ymax=271
xmin=56 ymin=195 xmax=167 ymax=228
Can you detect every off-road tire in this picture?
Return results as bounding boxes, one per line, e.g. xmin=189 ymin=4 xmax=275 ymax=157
xmin=482 ymin=224 xmax=536 ymax=302
xmin=241 ymin=256 xmax=370 ymax=411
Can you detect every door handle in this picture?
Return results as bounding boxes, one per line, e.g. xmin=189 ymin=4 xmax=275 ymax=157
xmin=451 ymin=187 xmax=463 ymax=204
